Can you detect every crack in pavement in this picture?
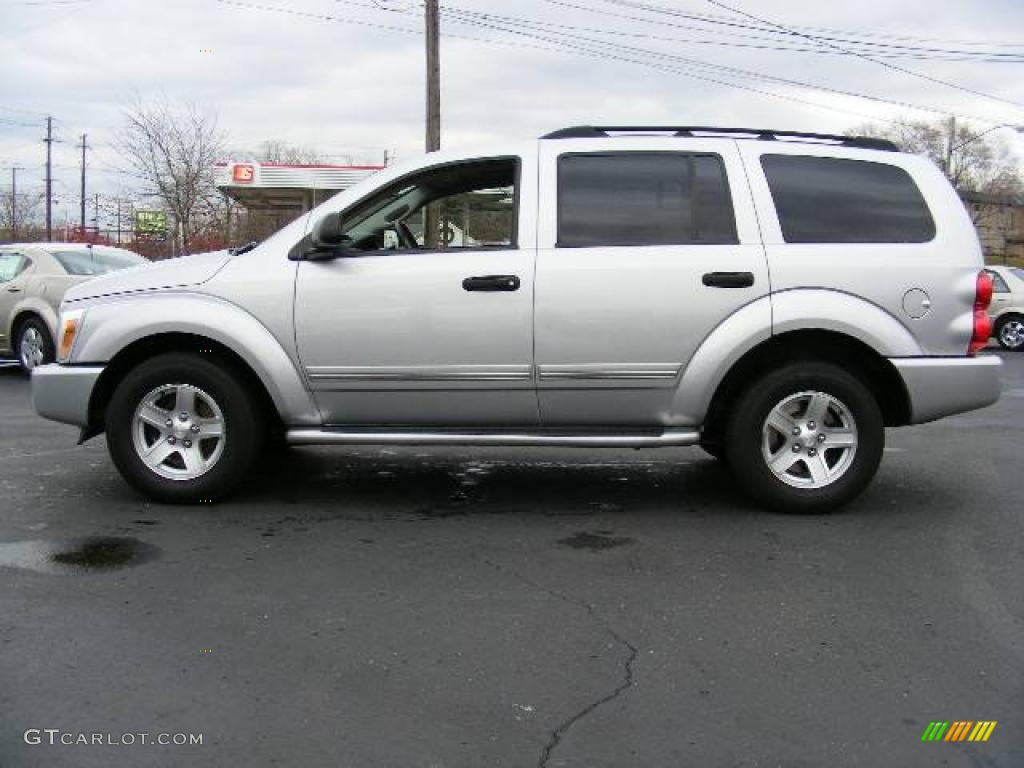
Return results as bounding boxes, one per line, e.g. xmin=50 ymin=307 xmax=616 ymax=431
xmin=480 ymin=557 xmax=638 ymax=768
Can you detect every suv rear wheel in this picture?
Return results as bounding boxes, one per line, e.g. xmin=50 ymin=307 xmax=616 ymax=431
xmin=724 ymin=362 xmax=884 ymax=513
xmin=105 ymin=353 xmax=264 ymax=503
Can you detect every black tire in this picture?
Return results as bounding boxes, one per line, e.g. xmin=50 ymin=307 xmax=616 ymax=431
xmin=105 ymin=352 xmax=265 ymax=503
xmin=699 ymin=440 xmax=727 ymax=462
xmin=15 ymin=316 xmax=55 ymax=374
xmin=724 ymin=362 xmax=884 ymax=514
xmin=994 ymin=314 xmax=1024 ymax=351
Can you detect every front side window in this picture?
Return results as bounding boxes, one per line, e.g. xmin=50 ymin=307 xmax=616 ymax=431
xmin=0 ymin=252 xmax=26 ymax=282
xmin=557 ymin=152 xmax=737 ymax=248
xmin=339 ymin=158 xmax=517 ymax=253
xmin=50 ymin=248 xmax=146 ymax=276
xmin=761 ymin=154 xmax=935 ymax=244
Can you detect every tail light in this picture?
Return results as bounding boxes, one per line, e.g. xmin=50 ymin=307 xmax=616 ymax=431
xmin=969 ymin=270 xmax=993 ymax=356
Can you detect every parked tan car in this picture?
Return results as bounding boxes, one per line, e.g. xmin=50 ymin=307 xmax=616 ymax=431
xmin=985 ymin=266 xmax=1024 ymax=351
xmin=0 ymin=243 xmax=146 ymax=372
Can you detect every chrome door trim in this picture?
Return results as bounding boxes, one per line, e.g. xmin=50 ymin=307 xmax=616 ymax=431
xmin=305 ymin=364 xmax=534 ymax=382
xmin=537 ymin=363 xmax=681 ymax=382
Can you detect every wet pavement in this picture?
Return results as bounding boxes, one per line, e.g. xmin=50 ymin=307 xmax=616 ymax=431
xmin=0 ymin=352 xmax=1021 ymax=767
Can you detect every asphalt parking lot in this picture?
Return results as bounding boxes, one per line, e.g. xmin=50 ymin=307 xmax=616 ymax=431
xmin=0 ymin=352 xmax=1021 ymax=768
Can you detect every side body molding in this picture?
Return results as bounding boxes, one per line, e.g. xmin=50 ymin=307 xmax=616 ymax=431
xmin=72 ymin=292 xmax=320 ymax=426
xmin=670 ymin=289 xmax=923 ymax=425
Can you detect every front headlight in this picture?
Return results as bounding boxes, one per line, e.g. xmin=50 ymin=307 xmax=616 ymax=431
xmin=56 ymin=308 xmax=86 ymax=363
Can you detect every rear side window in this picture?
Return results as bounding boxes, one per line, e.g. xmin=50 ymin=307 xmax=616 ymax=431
xmin=761 ymin=155 xmax=935 ymax=244
xmin=987 ymin=270 xmax=1010 ymax=293
xmin=557 ymin=152 xmax=738 ymax=248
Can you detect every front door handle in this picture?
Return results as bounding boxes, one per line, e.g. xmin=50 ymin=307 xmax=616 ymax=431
xmin=702 ymin=271 xmax=754 ymax=288
xmin=6 ymin=286 xmax=21 ymax=293
xmin=463 ymin=275 xmax=520 ymax=292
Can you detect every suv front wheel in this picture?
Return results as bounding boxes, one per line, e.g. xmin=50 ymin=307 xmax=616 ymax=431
xmin=105 ymin=353 xmax=264 ymax=503
xmin=725 ymin=362 xmax=884 ymax=513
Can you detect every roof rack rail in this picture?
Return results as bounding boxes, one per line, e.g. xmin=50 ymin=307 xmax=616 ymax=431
xmin=540 ymin=125 xmax=899 ymax=152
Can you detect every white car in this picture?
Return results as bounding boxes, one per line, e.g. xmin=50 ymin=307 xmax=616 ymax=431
xmin=985 ymin=265 xmax=1024 ymax=350
xmin=0 ymin=243 xmax=146 ymax=372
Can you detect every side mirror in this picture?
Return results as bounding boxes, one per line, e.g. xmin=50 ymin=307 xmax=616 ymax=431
xmin=311 ymin=212 xmax=345 ymax=249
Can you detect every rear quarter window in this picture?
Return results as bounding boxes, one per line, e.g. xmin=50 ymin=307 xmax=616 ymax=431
xmin=761 ymin=154 xmax=936 ymax=244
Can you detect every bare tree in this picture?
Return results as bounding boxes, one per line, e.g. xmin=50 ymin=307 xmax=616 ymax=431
xmin=0 ymin=190 xmax=42 ymax=241
xmin=851 ymin=117 xmax=1022 ymax=196
xmin=257 ymin=139 xmax=326 ymax=165
xmin=118 ymin=97 xmax=225 ymax=255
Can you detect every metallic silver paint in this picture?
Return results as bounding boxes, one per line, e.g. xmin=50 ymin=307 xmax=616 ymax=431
xmin=31 ymin=364 xmax=103 ymax=426
xmin=891 ymin=355 xmax=1002 ymax=423
xmin=68 ymin=293 xmax=320 ymax=426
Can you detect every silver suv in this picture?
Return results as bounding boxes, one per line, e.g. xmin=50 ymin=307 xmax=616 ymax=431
xmin=32 ymin=126 xmax=1002 ymax=512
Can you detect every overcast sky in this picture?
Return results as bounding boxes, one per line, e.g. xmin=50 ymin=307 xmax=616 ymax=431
xmin=2 ymin=0 xmax=1022 ymax=227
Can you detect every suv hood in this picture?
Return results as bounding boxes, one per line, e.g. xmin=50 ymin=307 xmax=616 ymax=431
xmin=62 ymin=249 xmax=231 ymax=304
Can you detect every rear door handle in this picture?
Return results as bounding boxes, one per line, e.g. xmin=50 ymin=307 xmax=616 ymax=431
xmin=463 ymin=274 xmax=520 ymax=292
xmin=6 ymin=286 xmax=21 ymax=293
xmin=702 ymin=271 xmax=754 ymax=288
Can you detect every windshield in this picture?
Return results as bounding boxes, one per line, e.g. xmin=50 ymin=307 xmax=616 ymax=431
xmin=1012 ymin=267 xmax=1024 ymax=283
xmin=50 ymin=248 xmax=146 ymax=276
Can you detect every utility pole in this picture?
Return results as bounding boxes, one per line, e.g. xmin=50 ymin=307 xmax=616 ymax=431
xmin=44 ymin=116 xmax=53 ymax=240
xmin=93 ymin=192 xmax=100 ymax=239
xmin=424 ymin=0 xmax=441 ymax=247
xmin=78 ymin=133 xmax=88 ymax=233
xmin=944 ymin=115 xmax=956 ymax=181
xmin=425 ymin=0 xmax=440 ymax=152
xmin=116 ymin=198 xmax=122 ymax=245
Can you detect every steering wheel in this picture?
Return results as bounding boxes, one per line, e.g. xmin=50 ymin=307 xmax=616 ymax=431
xmin=393 ymin=220 xmax=418 ymax=249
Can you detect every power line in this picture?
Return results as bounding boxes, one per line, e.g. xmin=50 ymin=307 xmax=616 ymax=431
xmin=592 ymin=0 xmax=1024 ymax=52
xmin=700 ymin=0 xmax=1024 ymax=110
xmin=431 ymin=3 xmax=1012 ymax=124
xmin=539 ymin=0 xmax=1024 ymax=62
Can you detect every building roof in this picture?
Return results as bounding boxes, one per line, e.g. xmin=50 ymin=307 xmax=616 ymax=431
xmin=214 ymin=160 xmax=385 ymax=213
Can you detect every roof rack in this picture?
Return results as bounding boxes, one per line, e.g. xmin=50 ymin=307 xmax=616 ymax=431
xmin=540 ymin=125 xmax=899 ymax=152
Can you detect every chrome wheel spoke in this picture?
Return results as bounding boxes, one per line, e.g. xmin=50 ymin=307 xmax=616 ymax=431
xmin=766 ymin=408 xmax=797 ymax=435
xmin=197 ymin=417 xmax=224 ymax=437
xmin=141 ymin=440 xmax=176 ymax=468
xmin=181 ymin=446 xmax=202 ymax=475
xmin=821 ymin=428 xmax=855 ymax=447
xmin=804 ymin=392 xmax=830 ymax=425
xmin=805 ymin=454 xmax=830 ymax=485
xmin=174 ymin=385 xmax=196 ymax=414
xmin=769 ymin=449 xmax=800 ymax=475
xmin=138 ymin=403 xmax=170 ymax=430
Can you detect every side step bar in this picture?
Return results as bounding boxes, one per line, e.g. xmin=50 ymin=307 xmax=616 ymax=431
xmin=285 ymin=428 xmax=701 ymax=448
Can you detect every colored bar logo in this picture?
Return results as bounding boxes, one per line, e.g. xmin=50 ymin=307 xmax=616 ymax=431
xmin=921 ymin=721 xmax=997 ymax=742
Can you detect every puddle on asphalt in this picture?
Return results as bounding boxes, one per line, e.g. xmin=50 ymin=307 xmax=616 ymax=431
xmin=558 ymin=530 xmax=634 ymax=551
xmin=0 ymin=537 xmax=159 ymax=575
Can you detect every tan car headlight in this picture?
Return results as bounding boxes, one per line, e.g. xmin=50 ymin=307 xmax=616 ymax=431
xmin=56 ymin=308 xmax=86 ymax=363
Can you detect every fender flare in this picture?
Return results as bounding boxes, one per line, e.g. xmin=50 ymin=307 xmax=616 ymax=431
xmin=671 ymin=289 xmax=922 ymax=424
xmin=74 ymin=292 xmax=320 ymax=425
xmin=8 ymin=298 xmax=58 ymax=344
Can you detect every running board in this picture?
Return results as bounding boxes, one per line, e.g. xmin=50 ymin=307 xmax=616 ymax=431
xmin=285 ymin=427 xmax=701 ymax=448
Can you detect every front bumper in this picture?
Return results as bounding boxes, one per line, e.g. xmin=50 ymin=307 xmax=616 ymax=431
xmin=891 ymin=355 xmax=1002 ymax=424
xmin=31 ymin=364 xmax=104 ymax=429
